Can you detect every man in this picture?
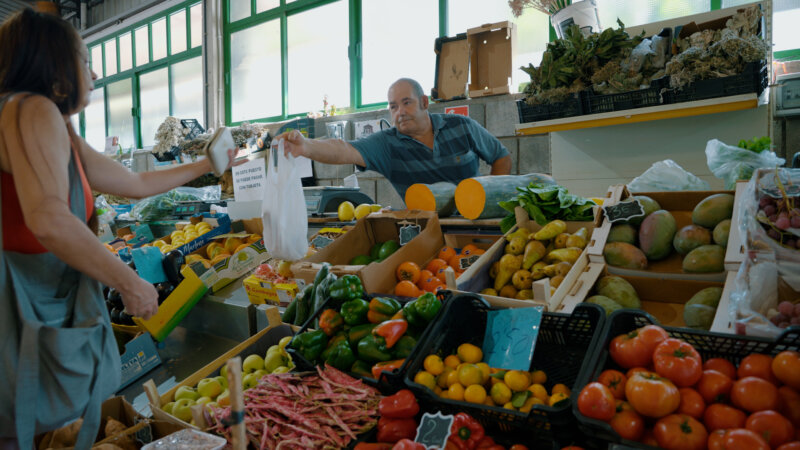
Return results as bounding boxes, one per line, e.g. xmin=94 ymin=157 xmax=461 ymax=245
xmin=278 ymin=78 xmax=512 ymax=198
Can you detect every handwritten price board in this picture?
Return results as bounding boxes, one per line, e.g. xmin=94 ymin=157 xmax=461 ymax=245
xmin=482 ymin=306 xmax=543 ymax=371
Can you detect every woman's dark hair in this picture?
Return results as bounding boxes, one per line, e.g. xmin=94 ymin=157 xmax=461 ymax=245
xmin=0 ymin=8 xmax=83 ymax=114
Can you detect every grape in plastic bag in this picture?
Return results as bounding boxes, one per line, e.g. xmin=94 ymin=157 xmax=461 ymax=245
xmin=261 ymin=139 xmax=308 ymax=261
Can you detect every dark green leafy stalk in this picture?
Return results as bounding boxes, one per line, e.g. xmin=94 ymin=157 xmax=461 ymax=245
xmin=499 ymin=183 xmax=596 ymax=232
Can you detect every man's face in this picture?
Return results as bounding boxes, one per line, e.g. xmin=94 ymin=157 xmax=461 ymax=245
xmin=388 ymin=82 xmax=428 ymax=135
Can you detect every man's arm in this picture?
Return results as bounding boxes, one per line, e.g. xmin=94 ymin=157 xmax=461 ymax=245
xmin=490 ymin=154 xmax=512 ymax=175
xmin=278 ymin=129 xmax=365 ymax=166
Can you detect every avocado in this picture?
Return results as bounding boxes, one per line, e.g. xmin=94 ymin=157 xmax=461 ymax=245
xmin=369 ymin=243 xmax=382 ymax=260
xmin=349 ymin=254 xmax=373 ymax=265
xmin=378 ymin=240 xmax=400 ymax=261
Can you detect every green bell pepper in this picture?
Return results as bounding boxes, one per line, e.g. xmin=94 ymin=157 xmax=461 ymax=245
xmin=413 ymin=292 xmax=442 ymax=322
xmin=368 ymin=297 xmax=402 ymax=323
xmin=393 ymin=335 xmax=417 ymax=359
xmin=329 ymin=275 xmax=364 ymax=302
xmin=350 ymin=360 xmax=373 ymax=378
xmin=357 ymin=334 xmax=392 ymax=362
xmin=402 ymin=299 xmax=424 ymax=328
xmin=324 ymin=339 xmax=356 ymax=371
xmin=290 ymin=329 xmax=328 ymax=362
xmin=340 ymin=298 xmax=369 ymax=325
xmin=348 ymin=323 xmax=377 ymax=346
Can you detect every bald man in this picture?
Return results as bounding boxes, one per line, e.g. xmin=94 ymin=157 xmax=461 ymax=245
xmin=277 ymin=77 xmax=511 ymax=198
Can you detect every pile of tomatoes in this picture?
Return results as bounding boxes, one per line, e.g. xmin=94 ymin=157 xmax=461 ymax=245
xmin=394 ymin=245 xmax=485 ymax=297
xmin=576 ymin=324 xmax=800 ymax=450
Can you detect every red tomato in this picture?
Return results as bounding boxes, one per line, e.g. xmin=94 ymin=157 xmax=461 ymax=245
xmin=597 ymin=369 xmax=627 ymax=400
xmin=678 ymin=388 xmax=706 ymax=420
xmin=652 ymin=338 xmax=702 ymax=387
xmin=777 ymin=442 xmax=800 ymax=450
xmin=746 ymin=410 xmax=795 ymax=448
xmin=609 ymin=325 xmax=669 ymax=369
xmin=641 ymin=429 xmax=659 ymax=446
xmin=774 ymin=351 xmax=800 ymax=391
xmin=703 ymin=403 xmax=746 ymax=431
xmin=722 ymin=428 xmax=770 ymax=450
xmin=697 ymin=370 xmax=734 ymax=404
xmin=625 ymin=370 xmax=680 ymax=418
xmin=738 ymin=354 xmax=780 ymax=385
xmin=704 ymin=358 xmax=737 ymax=380
xmin=616 ymin=399 xmax=634 ymax=412
xmin=577 ymin=382 xmax=616 ymax=421
xmin=779 ymin=386 xmax=800 ymax=428
xmin=731 ymin=377 xmax=779 ymax=413
xmin=626 ymin=367 xmax=649 ymax=379
xmin=610 ymin=409 xmax=645 ymax=441
xmin=654 ymin=414 xmax=708 ymax=450
xmin=707 ymin=429 xmax=728 ymax=450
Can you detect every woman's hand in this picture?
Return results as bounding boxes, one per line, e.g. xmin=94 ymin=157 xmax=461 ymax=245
xmin=119 ymin=277 xmax=159 ymax=320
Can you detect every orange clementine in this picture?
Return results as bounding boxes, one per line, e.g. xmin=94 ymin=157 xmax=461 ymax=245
xmin=438 ymin=246 xmax=457 ymax=262
xmin=396 ymin=261 xmax=421 ymax=283
xmin=395 ymin=280 xmax=420 ymax=297
xmin=425 ymin=258 xmax=448 ymax=274
xmin=462 ymin=244 xmax=479 ymax=255
xmin=448 ymin=254 xmax=465 ymax=271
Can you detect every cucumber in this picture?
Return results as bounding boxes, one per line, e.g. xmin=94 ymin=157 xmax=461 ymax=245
xmin=282 ymin=296 xmax=298 ymax=324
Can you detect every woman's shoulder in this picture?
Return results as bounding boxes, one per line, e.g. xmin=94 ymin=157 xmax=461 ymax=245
xmin=1 ymin=93 xmax=65 ymax=129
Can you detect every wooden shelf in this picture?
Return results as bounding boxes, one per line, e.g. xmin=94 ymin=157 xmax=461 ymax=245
xmin=515 ymin=94 xmax=759 ymax=135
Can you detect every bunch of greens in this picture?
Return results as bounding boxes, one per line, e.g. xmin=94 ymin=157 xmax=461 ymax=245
xmin=498 ymin=183 xmax=597 ymax=232
xmin=738 ymin=136 xmax=771 ymax=153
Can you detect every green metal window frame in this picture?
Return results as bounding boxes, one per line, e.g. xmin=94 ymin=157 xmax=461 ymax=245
xmin=82 ymin=0 xmax=203 ymax=149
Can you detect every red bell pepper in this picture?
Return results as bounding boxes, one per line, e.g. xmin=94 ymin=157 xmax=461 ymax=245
xmin=372 ymin=319 xmax=408 ymax=348
xmin=377 ymin=417 xmax=418 ymax=443
xmin=371 ymin=359 xmax=405 ymax=379
xmin=476 ymin=436 xmax=504 ymax=450
xmin=379 ymin=389 xmax=419 ymax=419
xmin=392 ymin=439 xmax=425 ymax=450
xmin=447 ymin=413 xmax=485 ymax=450
xmin=319 ymin=309 xmax=344 ymax=336
xmin=354 ymin=444 xmax=393 ymax=450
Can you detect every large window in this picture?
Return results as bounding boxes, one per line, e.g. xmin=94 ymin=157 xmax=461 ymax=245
xmin=597 ymin=0 xmax=709 ymax=28
xmin=106 ymin=79 xmax=134 ymax=150
xmin=229 ymin=20 xmax=282 ymax=122
xmin=84 ymin=87 xmax=106 ymax=151
xmin=139 ymin=68 xmax=170 ymax=147
xmin=171 ymin=57 xmax=204 ymax=124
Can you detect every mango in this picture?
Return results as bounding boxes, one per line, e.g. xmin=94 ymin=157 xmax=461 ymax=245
xmin=522 ymin=240 xmax=547 ymax=270
xmin=534 ymin=220 xmax=567 ymax=241
xmin=713 ymin=219 xmax=731 ymax=247
xmin=531 ymin=262 xmax=548 ymax=280
xmin=682 ymin=245 xmax=724 ymax=273
xmin=512 ymin=270 xmax=533 ymax=291
xmin=586 ymin=295 xmax=624 ymax=316
xmin=607 ymin=224 xmax=638 ymax=246
xmin=624 ymin=195 xmax=661 ymax=226
xmin=545 ymin=247 xmax=582 ymax=264
xmin=686 ymin=287 xmax=723 ymax=308
xmin=515 ymin=289 xmax=534 ymax=300
xmin=603 ymin=242 xmax=648 ymax=270
xmin=683 ymin=304 xmax=716 ymax=330
xmin=673 ymin=225 xmax=712 ymax=255
xmin=692 ymin=193 xmax=734 ymax=229
xmin=639 ymin=210 xmax=677 ymax=261
xmin=566 ymin=228 xmax=589 ymax=249
xmin=596 ymin=276 xmax=641 ymax=309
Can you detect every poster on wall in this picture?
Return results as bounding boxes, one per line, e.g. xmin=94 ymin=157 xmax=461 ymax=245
xmin=445 ymin=106 xmax=469 ymax=117
xmin=355 ymin=120 xmax=382 ymax=139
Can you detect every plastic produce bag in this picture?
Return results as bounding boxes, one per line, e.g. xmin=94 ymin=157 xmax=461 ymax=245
xmin=628 ymin=159 xmax=710 ymax=192
xmin=705 ymin=139 xmax=784 ymax=190
xmin=261 ymin=139 xmax=308 ymax=261
xmin=94 ymin=195 xmax=116 ymax=225
xmin=130 ymin=185 xmax=220 ymax=221
xmin=729 ymin=168 xmax=800 ymax=337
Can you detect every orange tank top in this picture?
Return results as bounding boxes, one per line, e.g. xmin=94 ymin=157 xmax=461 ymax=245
xmin=2 ymin=143 xmax=93 ymax=254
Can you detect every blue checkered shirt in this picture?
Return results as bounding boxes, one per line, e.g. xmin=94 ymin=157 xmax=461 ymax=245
xmin=349 ymin=113 xmax=509 ymax=198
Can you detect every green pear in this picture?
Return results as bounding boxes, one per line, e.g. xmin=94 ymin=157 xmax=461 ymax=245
xmin=272 ymin=366 xmax=291 ymax=374
xmin=174 ymin=386 xmax=200 ymax=402
xmin=219 ymin=364 xmax=228 ymax=379
xmin=278 ymin=336 xmax=292 ymax=349
xmin=172 ymin=398 xmax=195 ymax=422
xmin=161 ymin=401 xmax=176 ymax=415
xmin=242 ymin=372 xmax=259 ymax=390
xmin=242 ymin=354 xmax=264 ymax=373
xmin=266 ymin=345 xmax=283 ymax=359
xmin=197 ymin=378 xmax=223 ymax=399
xmin=254 ymin=369 xmax=268 ymax=380
xmin=217 ymin=389 xmax=230 ymax=407
xmin=214 ymin=375 xmax=228 ymax=390
xmin=265 ymin=352 xmax=288 ymax=373
xmin=196 ymin=396 xmax=212 ymax=406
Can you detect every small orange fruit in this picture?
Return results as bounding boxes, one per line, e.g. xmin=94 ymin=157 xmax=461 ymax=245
xmin=396 ymin=261 xmax=421 ymax=283
xmin=438 ymin=246 xmax=456 ymax=262
xmin=394 ymin=280 xmax=420 ymax=297
xmin=425 ymin=258 xmax=448 ymax=274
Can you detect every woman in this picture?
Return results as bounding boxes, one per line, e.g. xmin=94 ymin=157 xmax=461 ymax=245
xmin=0 ymin=9 xmax=238 ymax=449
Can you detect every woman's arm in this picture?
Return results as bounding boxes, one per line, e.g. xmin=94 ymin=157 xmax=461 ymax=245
xmin=1 ymin=96 xmax=157 ymax=318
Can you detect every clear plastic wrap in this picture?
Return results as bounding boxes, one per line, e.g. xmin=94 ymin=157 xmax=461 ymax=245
xmin=705 ymin=139 xmax=784 ymax=190
xmin=628 ymin=159 xmax=710 ymax=192
xmin=94 ymin=195 xmax=116 ymax=225
xmin=730 ymin=168 xmax=800 ymax=337
xmin=130 ymin=185 xmax=221 ymax=222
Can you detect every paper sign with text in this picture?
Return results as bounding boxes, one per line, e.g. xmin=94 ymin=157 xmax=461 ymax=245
xmin=482 ymin=306 xmax=543 ymax=370
xmin=445 ymin=106 xmax=469 ymax=117
xmin=233 ymin=158 xmax=267 ymax=202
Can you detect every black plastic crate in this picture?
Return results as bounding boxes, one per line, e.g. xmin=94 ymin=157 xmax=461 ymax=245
xmin=664 ymin=60 xmax=768 ymax=105
xmin=571 ymin=309 xmax=800 ymax=449
xmin=516 ymin=94 xmax=584 ymax=123
xmin=287 ymin=292 xmax=447 ymax=394
xmin=403 ymin=292 xmax=605 ymax=433
xmin=584 ymin=77 xmax=668 ymax=115
xmin=180 ymin=118 xmax=205 ymax=140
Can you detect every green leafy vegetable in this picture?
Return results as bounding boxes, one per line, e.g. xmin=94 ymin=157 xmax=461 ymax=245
xmin=737 ymin=136 xmax=771 ymax=153
xmin=499 ymin=183 xmax=596 ymax=233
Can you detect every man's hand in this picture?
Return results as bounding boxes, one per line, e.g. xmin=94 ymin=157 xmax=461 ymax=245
xmin=275 ymin=129 xmax=308 ymax=158
xmin=490 ymin=155 xmax=512 ymax=175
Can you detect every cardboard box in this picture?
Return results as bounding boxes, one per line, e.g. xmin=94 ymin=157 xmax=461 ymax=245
xmin=155 ymin=213 xmax=232 ymax=257
xmin=118 ymin=332 xmax=161 ymax=390
xmin=591 ymin=188 xmax=739 ymax=282
xmin=115 ymin=223 xmax=155 ymax=248
xmin=290 ymin=210 xmax=444 ymax=294
xmin=710 ymin=270 xmax=739 ymax=334
xmin=243 ymin=274 xmax=299 ymax=306
xmin=467 ymin=21 xmax=515 ymax=98
xmin=432 ymin=33 xmax=469 ymax=101
xmin=145 ymin=307 xmax=297 ymax=429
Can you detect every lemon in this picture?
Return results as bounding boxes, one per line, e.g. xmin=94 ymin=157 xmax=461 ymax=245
xmin=528 ymin=383 xmax=549 ymax=402
xmin=457 ymin=364 xmax=483 ymax=387
xmin=504 ymin=370 xmax=531 ymax=392
xmin=447 ymin=383 xmax=465 ymax=401
xmin=503 ymin=402 xmax=515 ymax=410
xmin=457 ymin=343 xmax=482 ymax=364
xmin=531 ymin=369 xmax=547 ymax=385
xmin=549 ymin=392 xmax=569 ymax=406
xmin=370 ymin=204 xmax=382 ymax=212
xmin=476 ymin=363 xmax=491 ymax=383
xmin=490 ymin=382 xmax=512 ymax=405
xmin=354 ymin=204 xmax=372 ymax=220
xmin=464 ymin=385 xmax=486 ymax=404
xmin=520 ymin=396 xmax=543 ymax=413
xmin=337 ymin=201 xmax=355 ymax=221
xmin=444 ymin=355 xmax=461 ymax=369
xmin=414 ymin=371 xmax=436 ymax=391
xmin=551 ymin=383 xmax=570 ymax=396
xmin=445 ymin=369 xmax=460 ymax=387
xmin=152 ymin=240 xmax=167 ymax=248
xmin=437 ymin=368 xmax=454 ymax=389
xmin=423 ymin=355 xmax=445 ymax=376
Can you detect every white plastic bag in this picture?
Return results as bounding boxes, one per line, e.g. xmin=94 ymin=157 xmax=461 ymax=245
xmin=628 ymin=159 xmax=710 ymax=192
xmin=261 ymin=139 xmax=308 ymax=261
xmin=705 ymin=139 xmax=784 ymax=190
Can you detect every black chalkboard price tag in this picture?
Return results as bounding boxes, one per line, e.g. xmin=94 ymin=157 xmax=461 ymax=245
xmin=458 ymin=254 xmax=481 ymax=270
xmin=311 ymin=235 xmax=335 ymax=249
xmin=602 ymin=199 xmax=645 ymax=224
xmin=399 ymin=224 xmax=422 ymax=246
xmin=415 ymin=412 xmax=454 ymax=449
